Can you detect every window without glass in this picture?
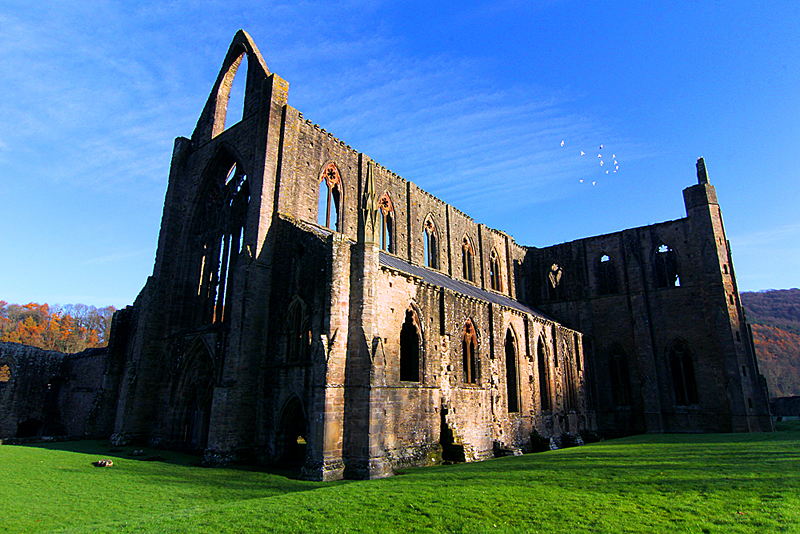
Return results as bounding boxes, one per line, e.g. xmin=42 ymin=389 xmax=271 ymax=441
xmin=654 ymin=243 xmax=680 ymax=288
xmin=597 ymin=254 xmax=618 ymax=295
xmin=489 ymin=249 xmax=502 ymax=291
xmin=318 ymin=163 xmax=343 ymax=231
xmin=378 ymin=193 xmax=395 ymax=253
xmin=547 ymin=263 xmax=565 ymax=301
xmin=194 ymin=160 xmax=249 ymax=326
xmin=423 ymin=216 xmax=439 ymax=269
xmin=462 ymin=236 xmax=475 ymax=282
xmin=462 ymin=320 xmax=478 ymax=384
xmin=505 ymin=329 xmax=519 ymax=412
xmin=400 ymin=309 xmax=421 ymax=382
xmin=537 ymin=338 xmax=551 ymax=411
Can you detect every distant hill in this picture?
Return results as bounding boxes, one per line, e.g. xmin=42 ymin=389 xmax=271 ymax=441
xmin=741 ymin=289 xmax=800 ymax=399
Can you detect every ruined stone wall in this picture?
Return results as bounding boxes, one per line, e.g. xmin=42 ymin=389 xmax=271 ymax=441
xmin=0 ymin=342 xmax=115 ymax=439
xmin=521 ymin=180 xmax=771 ymax=435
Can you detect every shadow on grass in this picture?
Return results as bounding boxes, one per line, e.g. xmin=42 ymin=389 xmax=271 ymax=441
xmin=22 ymin=439 xmax=339 ymax=483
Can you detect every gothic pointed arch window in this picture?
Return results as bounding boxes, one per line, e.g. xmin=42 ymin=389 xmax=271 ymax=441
xmin=400 ymin=308 xmax=422 ymax=382
xmin=669 ymin=339 xmax=698 ymax=405
xmin=423 ymin=215 xmax=439 ymax=269
xmin=597 ymin=254 xmax=619 ymax=295
xmin=654 ymin=243 xmax=680 ymax=288
xmin=547 ymin=263 xmax=565 ymax=301
xmin=285 ymin=297 xmax=311 ymax=363
xmin=462 ymin=236 xmax=475 ymax=282
xmin=608 ymin=344 xmax=633 ymax=406
xmin=462 ymin=319 xmax=478 ymax=384
xmin=489 ymin=249 xmax=503 ymax=292
xmin=318 ymin=162 xmax=343 ymax=231
xmin=505 ymin=328 xmax=520 ymax=412
xmin=194 ymin=157 xmax=250 ymax=326
xmin=537 ymin=337 xmax=551 ymax=411
xmin=378 ymin=193 xmax=395 ymax=253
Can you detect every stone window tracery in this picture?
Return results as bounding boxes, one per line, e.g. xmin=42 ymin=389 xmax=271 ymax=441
xmin=423 ymin=216 xmax=439 ymax=269
xmin=462 ymin=319 xmax=478 ymax=384
xmin=378 ymin=193 xmax=395 ymax=253
xmin=318 ymin=162 xmax=343 ymax=231
xmin=400 ymin=308 xmax=422 ymax=382
xmin=462 ymin=236 xmax=475 ymax=282
xmin=547 ymin=263 xmax=565 ymax=301
xmin=194 ymin=160 xmax=249 ymax=326
xmin=489 ymin=249 xmax=502 ymax=292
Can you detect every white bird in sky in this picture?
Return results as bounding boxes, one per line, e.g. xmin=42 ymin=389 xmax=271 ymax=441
xmin=580 ymin=151 xmax=585 ymax=156
xmin=561 ymin=140 xmax=565 ymax=147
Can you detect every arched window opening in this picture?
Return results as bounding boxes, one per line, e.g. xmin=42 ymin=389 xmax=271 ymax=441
xmin=670 ymin=340 xmax=698 ymax=405
xmin=537 ymin=339 xmax=551 ymax=411
xmin=286 ymin=298 xmax=311 ymax=363
xmin=378 ymin=193 xmax=395 ymax=253
xmin=462 ymin=320 xmax=478 ymax=384
xmin=597 ymin=254 xmax=618 ymax=295
xmin=279 ymin=398 xmax=308 ymax=466
xmin=424 ymin=216 xmax=439 ymax=269
xmin=609 ymin=344 xmax=633 ymax=406
xmin=547 ymin=263 xmax=565 ymax=301
xmin=0 ymin=364 xmax=10 ymax=382
xmin=400 ymin=309 xmax=421 ymax=382
xmin=654 ymin=243 xmax=680 ymax=288
xmin=318 ymin=163 xmax=343 ymax=231
xmin=505 ymin=329 xmax=519 ymax=413
xmin=175 ymin=345 xmax=215 ymax=451
xmin=222 ymin=52 xmax=248 ymax=132
xmin=489 ymin=249 xmax=502 ymax=291
xmin=462 ymin=236 xmax=475 ymax=282
xmin=195 ymin=161 xmax=250 ymax=326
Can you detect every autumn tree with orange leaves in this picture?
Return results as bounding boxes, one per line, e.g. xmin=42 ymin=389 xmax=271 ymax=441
xmin=0 ymin=301 xmax=115 ymax=353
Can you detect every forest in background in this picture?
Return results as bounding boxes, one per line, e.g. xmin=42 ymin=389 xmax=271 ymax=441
xmin=741 ymin=289 xmax=800 ymax=399
xmin=0 ymin=301 xmax=115 ymax=353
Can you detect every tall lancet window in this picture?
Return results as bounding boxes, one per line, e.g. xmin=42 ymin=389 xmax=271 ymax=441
xmin=462 ymin=320 xmax=478 ymax=384
xmin=489 ymin=249 xmax=502 ymax=291
xmin=423 ymin=216 xmax=439 ymax=269
xmin=318 ymin=162 xmax=343 ymax=231
xmin=462 ymin=236 xmax=475 ymax=282
xmin=378 ymin=193 xmax=395 ymax=253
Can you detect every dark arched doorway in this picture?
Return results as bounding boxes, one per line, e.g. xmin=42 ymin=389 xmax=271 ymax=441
xmin=279 ymin=397 xmax=308 ymax=466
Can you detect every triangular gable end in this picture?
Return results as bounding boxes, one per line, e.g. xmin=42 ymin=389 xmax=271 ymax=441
xmin=192 ymin=29 xmax=271 ymax=144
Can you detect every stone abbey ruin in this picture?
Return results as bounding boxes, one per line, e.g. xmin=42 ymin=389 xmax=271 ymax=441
xmin=0 ymin=31 xmax=772 ymax=480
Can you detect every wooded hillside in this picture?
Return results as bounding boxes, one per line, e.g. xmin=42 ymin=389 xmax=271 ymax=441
xmin=0 ymin=301 xmax=115 ymax=353
xmin=742 ymin=289 xmax=800 ymax=399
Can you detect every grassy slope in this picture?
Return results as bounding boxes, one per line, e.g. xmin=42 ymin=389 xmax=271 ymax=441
xmin=5 ymin=426 xmax=800 ymax=534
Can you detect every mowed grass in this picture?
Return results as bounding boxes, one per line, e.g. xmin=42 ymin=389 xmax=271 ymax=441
xmin=3 ymin=422 xmax=799 ymax=534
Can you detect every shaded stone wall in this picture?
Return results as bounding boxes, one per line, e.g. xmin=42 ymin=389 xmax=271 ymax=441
xmin=0 ymin=342 xmax=118 ymax=439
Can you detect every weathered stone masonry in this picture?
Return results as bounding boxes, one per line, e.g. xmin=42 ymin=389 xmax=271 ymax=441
xmin=0 ymin=31 xmax=771 ymax=480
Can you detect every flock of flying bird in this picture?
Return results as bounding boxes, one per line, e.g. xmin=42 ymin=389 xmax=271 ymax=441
xmin=560 ymin=140 xmax=619 ymax=186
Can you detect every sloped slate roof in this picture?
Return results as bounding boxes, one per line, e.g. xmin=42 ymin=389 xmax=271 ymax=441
xmin=379 ymin=252 xmax=555 ymax=322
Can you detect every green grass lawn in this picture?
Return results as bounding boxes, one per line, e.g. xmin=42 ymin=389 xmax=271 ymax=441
xmin=3 ymin=422 xmax=799 ymax=533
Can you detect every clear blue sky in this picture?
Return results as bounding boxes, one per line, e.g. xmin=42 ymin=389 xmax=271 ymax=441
xmin=1 ymin=1 xmax=798 ymax=309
